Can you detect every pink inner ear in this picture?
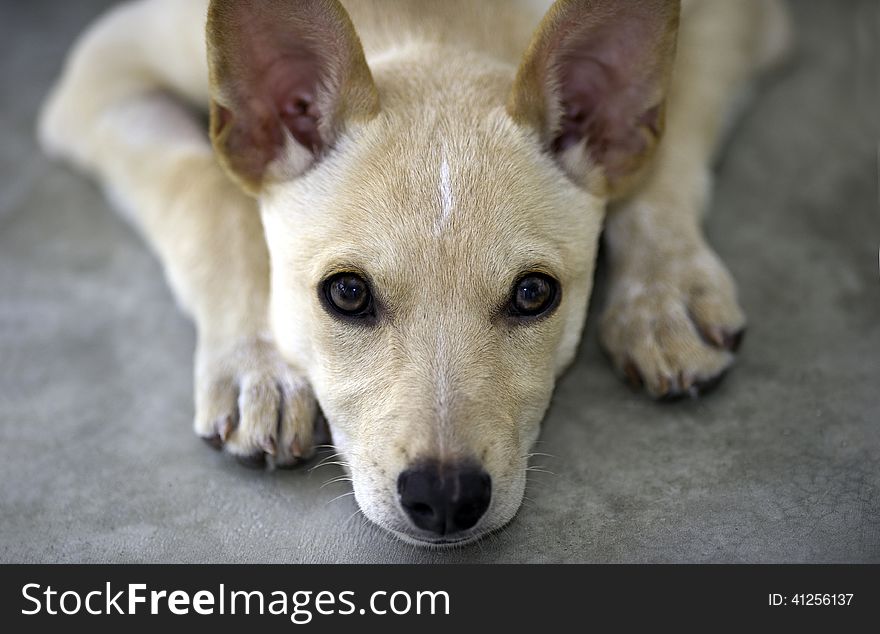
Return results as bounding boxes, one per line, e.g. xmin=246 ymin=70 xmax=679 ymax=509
xmin=222 ymin=0 xmax=335 ymax=162
xmin=209 ymin=0 xmax=379 ymax=188
xmin=554 ymin=60 xmax=653 ymax=178
xmin=553 ymin=57 xmax=610 ymax=153
xmin=549 ymin=12 xmax=669 ymax=181
xmin=256 ymin=53 xmax=325 ymax=155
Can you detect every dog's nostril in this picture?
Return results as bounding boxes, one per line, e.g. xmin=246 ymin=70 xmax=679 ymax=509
xmin=397 ymin=461 xmax=491 ymax=536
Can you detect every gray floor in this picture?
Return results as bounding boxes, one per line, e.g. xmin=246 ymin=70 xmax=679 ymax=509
xmin=1 ymin=0 xmax=878 ymax=563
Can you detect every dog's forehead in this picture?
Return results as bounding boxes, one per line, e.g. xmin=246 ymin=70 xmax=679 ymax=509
xmin=265 ymin=107 xmax=601 ymax=295
xmin=346 ymin=115 xmax=590 ymax=257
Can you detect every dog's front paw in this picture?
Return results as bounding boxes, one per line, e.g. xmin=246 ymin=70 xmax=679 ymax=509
xmin=600 ymin=247 xmax=746 ymax=400
xmin=193 ymin=336 xmax=317 ymax=467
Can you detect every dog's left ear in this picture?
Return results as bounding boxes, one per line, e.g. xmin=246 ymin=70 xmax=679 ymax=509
xmin=207 ymin=0 xmax=379 ymax=195
xmin=508 ymin=0 xmax=680 ymax=198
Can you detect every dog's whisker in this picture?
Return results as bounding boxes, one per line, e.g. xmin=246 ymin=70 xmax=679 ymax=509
xmin=474 ymin=532 xmax=486 ymax=556
xmin=324 ymin=491 xmax=356 ymax=507
xmin=522 ymin=451 xmax=559 ymax=460
xmin=309 ymin=452 xmax=345 ymax=470
xmin=483 ymin=523 xmax=507 ymax=550
xmin=523 ymin=467 xmax=559 ymax=475
xmin=320 ymin=476 xmax=354 ymax=489
xmin=524 ymin=464 xmax=554 ymax=471
xmin=314 ymin=449 xmax=342 ymax=459
xmin=309 ymin=460 xmax=352 ymax=473
xmin=343 ymin=508 xmax=363 ymax=528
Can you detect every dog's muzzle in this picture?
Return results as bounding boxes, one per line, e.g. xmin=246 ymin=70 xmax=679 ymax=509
xmin=397 ymin=460 xmax=491 ymax=538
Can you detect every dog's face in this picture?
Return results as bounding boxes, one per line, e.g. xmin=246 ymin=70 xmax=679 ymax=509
xmin=262 ymin=108 xmax=601 ymax=542
xmin=207 ymin=0 xmax=679 ymax=544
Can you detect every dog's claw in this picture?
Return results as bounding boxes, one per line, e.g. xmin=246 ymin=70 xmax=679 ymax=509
xmin=724 ymin=328 xmax=746 ymax=352
xmin=692 ymin=369 xmax=728 ymax=397
xmin=654 ymin=368 xmax=730 ymax=402
xmin=678 ymin=370 xmax=694 ymax=393
xmin=235 ymin=451 xmax=267 ymax=469
xmin=623 ymin=360 xmax=644 ymax=389
xmin=291 ymin=436 xmax=303 ymax=459
xmin=700 ymin=325 xmax=726 ymax=349
xmin=201 ymin=433 xmax=223 ymax=451
xmin=656 ymin=374 xmax=671 ymax=395
xmin=260 ymin=436 xmax=276 ymax=456
xmin=699 ymin=324 xmax=745 ymax=353
xmin=217 ymin=415 xmax=236 ymax=442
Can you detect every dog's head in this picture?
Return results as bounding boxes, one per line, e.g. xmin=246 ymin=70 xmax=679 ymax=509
xmin=207 ymin=0 xmax=679 ymax=544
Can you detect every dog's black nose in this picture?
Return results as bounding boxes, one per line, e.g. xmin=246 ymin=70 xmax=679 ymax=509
xmin=397 ymin=462 xmax=491 ymax=536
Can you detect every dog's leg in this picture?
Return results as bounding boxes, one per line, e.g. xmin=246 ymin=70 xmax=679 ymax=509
xmin=599 ymin=0 xmax=790 ymax=398
xmin=39 ymin=0 xmax=316 ymax=464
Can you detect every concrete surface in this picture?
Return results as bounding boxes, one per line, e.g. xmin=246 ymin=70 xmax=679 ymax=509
xmin=1 ymin=0 xmax=878 ymax=563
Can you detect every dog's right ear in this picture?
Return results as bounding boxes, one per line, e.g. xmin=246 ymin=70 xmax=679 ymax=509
xmin=207 ymin=0 xmax=379 ymax=195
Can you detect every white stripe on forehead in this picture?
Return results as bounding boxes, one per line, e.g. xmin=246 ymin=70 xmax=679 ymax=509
xmin=430 ymin=147 xmax=455 ymax=454
xmin=433 ymin=146 xmax=456 ymax=237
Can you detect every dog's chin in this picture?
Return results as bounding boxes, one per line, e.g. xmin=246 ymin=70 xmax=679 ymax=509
xmin=389 ymin=529 xmax=485 ymax=549
xmin=374 ymin=513 xmax=516 ymax=549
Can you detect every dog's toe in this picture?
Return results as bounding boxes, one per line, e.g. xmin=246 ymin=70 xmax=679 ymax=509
xmin=686 ymin=274 xmax=746 ymax=351
xmin=601 ymin=257 xmax=745 ymax=400
xmin=193 ymin=338 xmax=318 ymax=468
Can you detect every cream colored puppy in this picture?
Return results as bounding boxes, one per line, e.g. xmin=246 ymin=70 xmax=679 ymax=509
xmin=39 ymin=0 xmax=790 ymax=545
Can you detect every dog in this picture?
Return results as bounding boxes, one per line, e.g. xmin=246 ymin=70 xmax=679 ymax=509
xmin=39 ymin=0 xmax=790 ymax=545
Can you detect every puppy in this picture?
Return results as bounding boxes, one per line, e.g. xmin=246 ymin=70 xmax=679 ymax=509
xmin=39 ymin=0 xmax=790 ymax=545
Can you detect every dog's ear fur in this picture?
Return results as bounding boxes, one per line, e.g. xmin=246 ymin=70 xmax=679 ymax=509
xmin=207 ymin=0 xmax=379 ymax=195
xmin=508 ymin=0 xmax=680 ymax=198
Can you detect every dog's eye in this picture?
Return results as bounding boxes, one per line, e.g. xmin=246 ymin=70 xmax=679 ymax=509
xmin=509 ymin=273 xmax=559 ymax=319
xmin=324 ymin=273 xmax=373 ymax=317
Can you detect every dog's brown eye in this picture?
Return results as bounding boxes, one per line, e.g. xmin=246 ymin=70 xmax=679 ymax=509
xmin=325 ymin=273 xmax=373 ymax=317
xmin=510 ymin=273 xmax=559 ymax=318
